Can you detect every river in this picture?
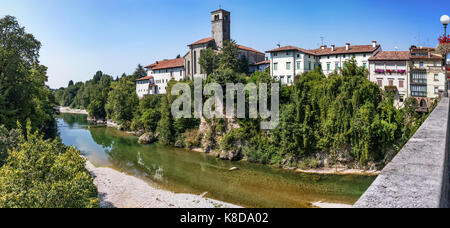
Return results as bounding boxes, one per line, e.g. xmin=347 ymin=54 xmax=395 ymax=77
xmin=57 ymin=113 xmax=375 ymax=208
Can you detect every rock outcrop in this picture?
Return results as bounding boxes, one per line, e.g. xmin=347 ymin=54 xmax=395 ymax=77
xmin=138 ymin=132 xmax=158 ymax=145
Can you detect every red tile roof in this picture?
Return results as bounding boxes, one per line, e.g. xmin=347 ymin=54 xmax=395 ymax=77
xmin=252 ymin=60 xmax=270 ymax=65
xmin=136 ymin=76 xmax=154 ymax=81
xmin=266 ymin=45 xmax=317 ymax=55
xmin=188 ymin=37 xmax=214 ymax=46
xmin=238 ymin=45 xmax=264 ymax=55
xmin=310 ymin=44 xmax=381 ymax=55
xmin=369 ymin=51 xmax=410 ymax=61
xmin=267 ymin=44 xmax=380 ymax=56
xmin=145 ymin=58 xmax=185 ymax=70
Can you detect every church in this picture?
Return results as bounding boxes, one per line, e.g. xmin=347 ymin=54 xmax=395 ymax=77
xmin=184 ymin=9 xmax=266 ymax=79
xmin=138 ymin=8 xmax=266 ymax=98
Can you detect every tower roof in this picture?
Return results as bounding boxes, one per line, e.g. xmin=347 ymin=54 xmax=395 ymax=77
xmin=211 ymin=9 xmax=230 ymax=14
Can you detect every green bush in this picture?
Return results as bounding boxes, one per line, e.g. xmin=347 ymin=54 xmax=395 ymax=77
xmin=0 ymin=122 xmax=99 ymax=208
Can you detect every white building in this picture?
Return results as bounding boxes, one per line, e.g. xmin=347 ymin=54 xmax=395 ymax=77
xmin=369 ymin=51 xmax=410 ymax=108
xmin=136 ymin=76 xmax=157 ymax=98
xmin=409 ymin=46 xmax=446 ymax=111
xmin=266 ymin=41 xmax=382 ymax=84
xmin=143 ymin=58 xmax=185 ymax=95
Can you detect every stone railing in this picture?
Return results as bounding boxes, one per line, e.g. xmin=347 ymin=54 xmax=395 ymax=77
xmin=354 ymin=96 xmax=450 ymax=208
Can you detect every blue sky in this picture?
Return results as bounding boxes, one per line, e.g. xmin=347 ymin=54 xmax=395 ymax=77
xmin=1 ymin=0 xmax=449 ymax=88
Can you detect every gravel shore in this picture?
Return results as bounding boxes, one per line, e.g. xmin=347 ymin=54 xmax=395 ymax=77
xmin=85 ymin=161 xmax=241 ymax=208
xmin=58 ymin=106 xmax=88 ymax=115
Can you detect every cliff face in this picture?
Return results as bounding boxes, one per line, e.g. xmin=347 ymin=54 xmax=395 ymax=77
xmin=198 ymin=117 xmax=241 ymax=160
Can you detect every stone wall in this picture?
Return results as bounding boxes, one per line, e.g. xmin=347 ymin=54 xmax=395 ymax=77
xmin=354 ymin=97 xmax=450 ymax=208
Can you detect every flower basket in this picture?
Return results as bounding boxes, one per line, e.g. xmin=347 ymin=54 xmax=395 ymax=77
xmin=397 ymin=70 xmax=406 ymax=74
xmin=437 ymin=35 xmax=450 ymax=55
xmin=375 ymin=69 xmax=385 ymax=74
xmin=386 ymin=69 xmax=395 ymax=74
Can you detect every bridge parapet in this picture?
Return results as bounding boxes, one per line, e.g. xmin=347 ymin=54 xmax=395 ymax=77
xmin=354 ymin=97 xmax=450 ymax=208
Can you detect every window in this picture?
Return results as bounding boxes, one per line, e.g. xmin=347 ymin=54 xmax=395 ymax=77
xmin=419 ymin=62 xmax=424 ymax=68
xmin=343 ymin=54 xmax=346 ymax=58
xmin=327 ymin=63 xmax=331 ymax=71
xmin=411 ymin=71 xmax=427 ymax=84
xmin=434 ymin=62 xmax=438 ymax=67
xmin=297 ymin=54 xmax=300 ymax=58
xmin=273 ymin=63 xmax=278 ymax=71
xmin=434 ymin=74 xmax=439 ymax=81
xmin=214 ymin=15 xmax=219 ymax=21
xmin=180 ymin=70 xmax=183 ymax=76
xmin=399 ymin=80 xmax=404 ymax=88
xmin=335 ymin=62 xmax=339 ymax=70
xmin=308 ymin=62 xmax=311 ymax=70
xmin=363 ymin=62 xmax=367 ymax=69
xmin=273 ymin=53 xmax=278 ymax=57
xmin=377 ymin=79 xmax=383 ymax=87
xmin=400 ymin=96 xmax=404 ymax=103
xmin=280 ymin=76 xmax=285 ymax=85
xmin=287 ymin=76 xmax=292 ymax=84
xmin=194 ymin=51 xmax=197 ymax=74
xmin=327 ymin=56 xmax=330 ymax=59
xmin=435 ymin=87 xmax=439 ymax=94
xmin=286 ymin=62 xmax=291 ymax=70
xmin=286 ymin=52 xmax=290 ymax=56
xmin=296 ymin=61 xmax=301 ymax=70
xmin=363 ymin=54 xmax=366 ymax=58
xmin=411 ymin=85 xmax=427 ymax=97
xmin=389 ymin=79 xmax=394 ymax=87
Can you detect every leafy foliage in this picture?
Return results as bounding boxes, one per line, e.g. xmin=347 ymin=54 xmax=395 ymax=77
xmin=0 ymin=122 xmax=99 ymax=208
xmin=0 ymin=16 xmax=57 ymax=133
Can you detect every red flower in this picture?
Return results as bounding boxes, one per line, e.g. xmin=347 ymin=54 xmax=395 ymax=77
xmin=439 ymin=35 xmax=450 ymax=44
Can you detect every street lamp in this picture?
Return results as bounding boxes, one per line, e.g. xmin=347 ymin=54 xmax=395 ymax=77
xmin=441 ymin=15 xmax=449 ymax=97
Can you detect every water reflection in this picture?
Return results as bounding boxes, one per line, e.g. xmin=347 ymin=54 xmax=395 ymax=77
xmin=57 ymin=113 xmax=376 ymax=208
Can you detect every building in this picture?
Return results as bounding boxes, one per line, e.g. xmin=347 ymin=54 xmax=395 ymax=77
xmin=136 ymin=76 xmax=157 ymax=98
xmin=266 ymin=42 xmax=381 ymax=85
xmin=250 ymin=59 xmax=270 ymax=73
xmin=143 ymin=57 xmax=185 ymax=95
xmin=369 ymin=51 xmax=410 ymax=108
xmin=409 ymin=46 xmax=446 ymax=111
xmin=184 ymin=9 xmax=265 ymax=79
xmin=312 ymin=41 xmax=381 ymax=75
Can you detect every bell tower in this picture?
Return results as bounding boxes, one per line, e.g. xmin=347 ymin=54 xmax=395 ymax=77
xmin=211 ymin=9 xmax=230 ymax=48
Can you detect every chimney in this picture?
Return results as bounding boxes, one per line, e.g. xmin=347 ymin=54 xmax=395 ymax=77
xmin=372 ymin=41 xmax=377 ymax=48
xmin=346 ymin=43 xmax=350 ymax=50
xmin=321 ymin=45 xmax=327 ymax=50
xmin=331 ymin=45 xmax=335 ymax=52
xmin=277 ymin=44 xmax=281 ymax=48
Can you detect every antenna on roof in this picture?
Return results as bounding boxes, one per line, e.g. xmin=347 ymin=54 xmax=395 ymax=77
xmin=320 ymin=36 xmax=324 ymax=46
xmin=219 ymin=4 xmax=221 ymax=9
xmin=394 ymin=46 xmax=398 ymax=51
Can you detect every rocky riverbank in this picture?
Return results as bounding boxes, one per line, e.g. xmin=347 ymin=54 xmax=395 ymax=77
xmin=85 ymin=161 xmax=240 ymax=208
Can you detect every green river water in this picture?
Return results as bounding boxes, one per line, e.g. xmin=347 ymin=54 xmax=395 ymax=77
xmin=57 ymin=113 xmax=376 ymax=208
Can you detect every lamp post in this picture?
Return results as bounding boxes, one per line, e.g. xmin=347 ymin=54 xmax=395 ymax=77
xmin=441 ymin=15 xmax=450 ymax=97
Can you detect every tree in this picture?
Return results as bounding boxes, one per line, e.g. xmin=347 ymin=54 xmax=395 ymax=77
xmin=105 ymin=77 xmax=138 ymax=127
xmin=0 ymin=122 xmax=99 ymax=208
xmin=131 ymin=64 xmax=147 ymax=80
xmin=238 ymin=54 xmax=250 ymax=75
xmin=68 ymin=80 xmax=74 ymax=87
xmin=0 ymin=125 xmax=19 ymax=167
xmin=0 ymin=16 xmax=56 ymax=133
xmin=156 ymin=96 xmax=174 ymax=146
xmin=218 ymin=40 xmax=239 ymax=71
xmin=199 ymin=48 xmax=218 ymax=76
